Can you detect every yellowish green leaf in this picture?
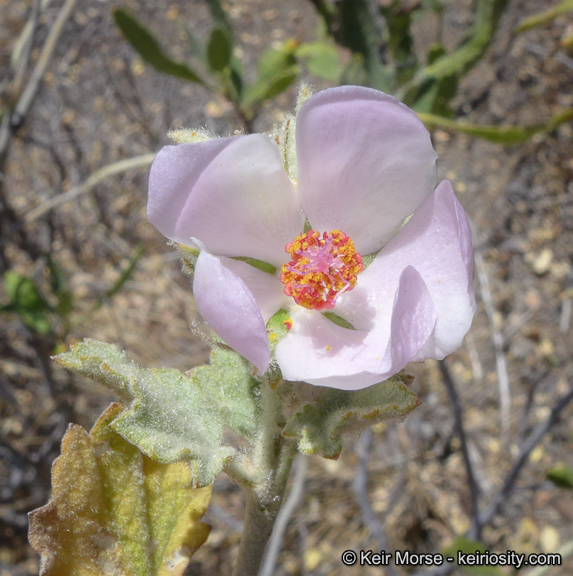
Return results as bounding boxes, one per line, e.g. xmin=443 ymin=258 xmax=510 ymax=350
xmin=28 ymin=403 xmax=212 ymax=576
xmin=418 ymin=108 xmax=573 ymax=144
xmin=283 ymin=373 xmax=419 ymax=459
xmin=515 ymin=0 xmax=573 ymax=34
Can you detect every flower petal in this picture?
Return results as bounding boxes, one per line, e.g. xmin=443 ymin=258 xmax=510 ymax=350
xmin=148 ymin=134 xmax=304 ymax=266
xmin=348 ymin=179 xmax=475 ymax=360
xmin=296 ymin=86 xmax=437 ymax=255
xmin=276 ymin=267 xmax=436 ymax=390
xmin=193 ymin=249 xmax=270 ymax=373
xmin=217 ymin=257 xmax=289 ymax=324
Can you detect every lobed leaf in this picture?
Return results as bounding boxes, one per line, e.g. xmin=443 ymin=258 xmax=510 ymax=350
xmin=190 ymin=347 xmax=261 ymax=439
xmin=283 ymin=373 xmax=419 ymax=459
xmin=28 ymin=403 xmax=211 ymax=576
xmin=54 ymin=339 xmax=235 ymax=486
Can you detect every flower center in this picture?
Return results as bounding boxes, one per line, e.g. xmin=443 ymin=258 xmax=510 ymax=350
xmin=280 ymin=230 xmax=363 ymax=311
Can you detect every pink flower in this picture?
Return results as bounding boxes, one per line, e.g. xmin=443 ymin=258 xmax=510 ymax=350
xmin=148 ymin=86 xmax=475 ymax=390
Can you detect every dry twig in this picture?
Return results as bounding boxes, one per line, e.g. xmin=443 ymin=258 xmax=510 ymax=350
xmin=353 ymin=428 xmax=399 ymax=576
xmin=439 ymin=359 xmax=482 ymax=540
xmin=25 ymin=154 xmax=156 ymax=222
xmin=474 ymin=250 xmax=511 ymax=445
xmin=260 ymin=453 xmax=308 ymax=576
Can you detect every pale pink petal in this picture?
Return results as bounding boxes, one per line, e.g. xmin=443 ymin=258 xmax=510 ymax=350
xmin=193 ymin=250 xmax=270 ymax=373
xmin=276 ymin=267 xmax=436 ymax=390
xmin=296 ymin=86 xmax=437 ymax=255
xmin=346 ymin=180 xmax=475 ymax=361
xmin=217 ymin=257 xmax=289 ymax=323
xmin=148 ymin=134 xmax=304 ymax=266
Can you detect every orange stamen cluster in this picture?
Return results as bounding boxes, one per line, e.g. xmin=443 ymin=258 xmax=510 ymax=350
xmin=280 ymin=230 xmax=363 ymax=311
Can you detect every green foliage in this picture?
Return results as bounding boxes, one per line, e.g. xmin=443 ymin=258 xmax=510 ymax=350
xmin=442 ymin=538 xmax=504 ymax=575
xmin=296 ymin=41 xmax=344 ymax=83
xmin=322 ymin=311 xmax=355 ymax=330
xmin=55 ymin=341 xmax=228 ymax=486
xmin=207 ymin=27 xmax=233 ymax=72
xmin=54 ymin=339 xmax=263 ymax=486
xmin=381 ymin=3 xmax=417 ymax=84
xmin=192 ymin=347 xmax=261 ymax=438
xmin=515 ymin=0 xmax=573 ymax=33
xmin=547 ymin=465 xmax=573 ymax=489
xmin=183 ymin=24 xmax=206 ymax=64
xmin=336 ymin=0 xmax=393 ymax=91
xmin=283 ymin=373 xmax=419 ymax=459
xmin=418 ymin=108 xmax=573 ymax=144
xmin=113 ymin=9 xmax=204 ymax=84
xmin=204 ymin=0 xmax=234 ymax=40
xmin=112 ymin=2 xmax=307 ymax=125
xmin=28 ymin=403 xmax=212 ymax=576
xmin=2 ymin=270 xmax=52 ymax=334
xmin=242 ymin=44 xmax=300 ymax=118
xmin=404 ymin=0 xmax=508 ymax=112
xmin=47 ymin=256 xmax=74 ymax=319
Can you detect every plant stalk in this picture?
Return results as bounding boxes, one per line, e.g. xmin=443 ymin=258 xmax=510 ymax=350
xmin=231 ymin=378 xmax=297 ymax=576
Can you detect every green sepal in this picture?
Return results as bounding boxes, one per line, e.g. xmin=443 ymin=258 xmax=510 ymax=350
xmin=283 ymin=373 xmax=419 ymax=459
xmin=322 ymin=311 xmax=355 ymax=330
xmin=267 ymin=309 xmax=293 ymax=354
xmin=54 ymin=339 xmax=234 ymax=487
xmin=232 ymin=256 xmax=277 ymax=275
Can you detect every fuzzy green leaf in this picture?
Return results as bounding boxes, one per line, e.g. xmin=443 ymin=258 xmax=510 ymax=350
xmin=191 ymin=347 xmax=261 ymax=439
xmin=283 ymin=373 xmax=419 ymax=459
xmin=54 ymin=339 xmax=233 ymax=486
xmin=54 ymin=339 xmax=140 ymax=400
xmin=113 ymin=9 xmax=204 ymax=83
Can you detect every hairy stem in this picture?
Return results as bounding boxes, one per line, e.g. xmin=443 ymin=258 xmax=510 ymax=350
xmin=231 ymin=379 xmax=297 ymax=576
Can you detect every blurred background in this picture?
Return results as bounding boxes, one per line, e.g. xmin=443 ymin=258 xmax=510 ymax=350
xmin=1 ymin=0 xmax=572 ymax=574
